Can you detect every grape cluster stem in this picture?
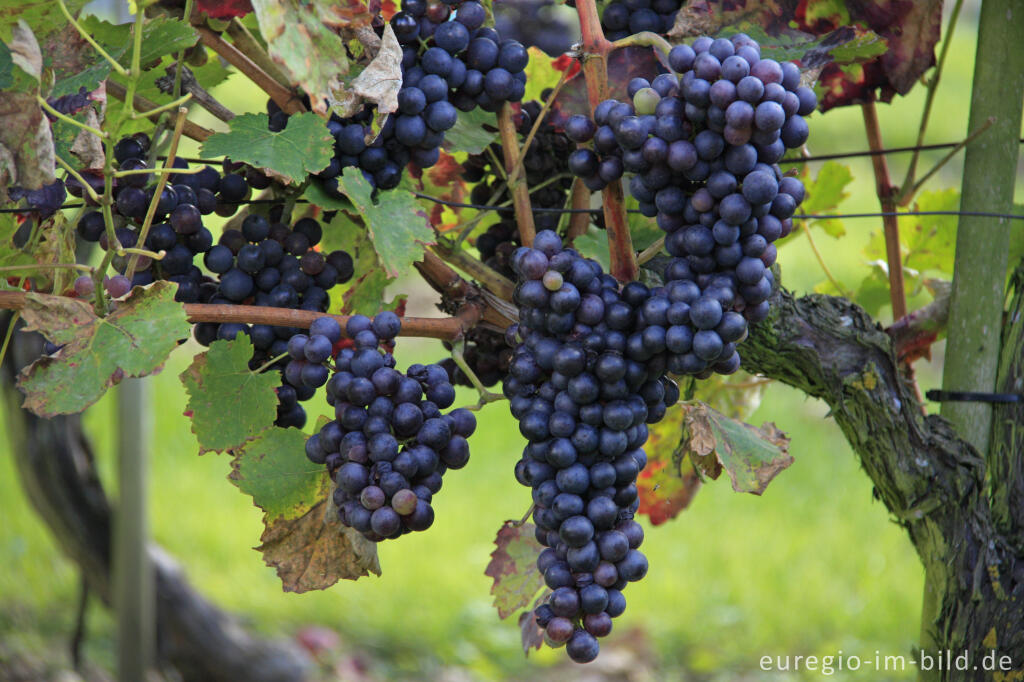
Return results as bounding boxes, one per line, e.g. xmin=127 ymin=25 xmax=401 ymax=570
xmin=575 ymin=0 xmax=636 ymax=282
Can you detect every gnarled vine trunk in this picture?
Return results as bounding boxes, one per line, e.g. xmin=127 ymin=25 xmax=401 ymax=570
xmin=741 ymin=276 xmax=1024 ymax=678
xmin=0 ymin=314 xmax=311 ymax=682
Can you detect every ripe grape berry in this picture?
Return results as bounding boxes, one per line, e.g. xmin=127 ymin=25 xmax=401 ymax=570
xmin=304 ymin=313 xmax=478 ymax=541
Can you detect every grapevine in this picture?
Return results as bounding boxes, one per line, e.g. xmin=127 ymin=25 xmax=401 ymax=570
xmin=0 ymin=0 xmax=834 ymax=672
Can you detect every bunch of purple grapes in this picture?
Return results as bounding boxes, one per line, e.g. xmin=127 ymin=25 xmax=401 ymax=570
xmin=304 ymin=312 xmax=478 ymax=541
xmin=504 ymin=230 xmax=679 ymax=663
xmin=72 ymin=133 xmax=266 ymax=303
xmin=192 ymin=211 xmax=354 ymax=429
xmin=564 ymin=33 xmax=815 ymax=377
xmin=309 ymin=0 xmax=530 ymax=196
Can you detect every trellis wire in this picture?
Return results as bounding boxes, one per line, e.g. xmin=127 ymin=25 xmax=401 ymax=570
xmin=3 ymin=196 xmax=1024 ymax=223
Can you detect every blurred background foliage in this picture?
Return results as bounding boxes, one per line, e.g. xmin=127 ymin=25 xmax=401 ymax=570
xmin=2 ymin=0 xmax=1023 ymax=679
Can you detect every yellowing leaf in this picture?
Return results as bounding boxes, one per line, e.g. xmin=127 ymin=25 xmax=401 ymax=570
xmin=485 ymin=521 xmax=545 ymax=619
xmin=17 ymin=282 xmax=189 ymax=416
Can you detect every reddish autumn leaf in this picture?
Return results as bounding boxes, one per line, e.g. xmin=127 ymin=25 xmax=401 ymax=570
xmin=637 ymin=457 xmax=701 ymax=526
xmin=197 ymin=0 xmax=253 ymax=19
xmin=485 ymin=521 xmax=545 ymax=619
xmin=671 ymin=0 xmax=941 ymax=110
xmin=638 ymin=402 xmax=702 ymax=525
xmin=550 ymin=53 xmax=580 ymax=78
xmin=380 ymin=0 xmax=398 ymax=21
xmin=426 ymin=150 xmax=464 ymax=188
xmin=518 ymin=590 xmax=550 ymax=655
xmin=549 ymin=47 xmax=661 ymax=126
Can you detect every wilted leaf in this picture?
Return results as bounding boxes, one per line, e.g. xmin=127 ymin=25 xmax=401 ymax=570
xmin=442 ymin=106 xmax=497 ymax=155
xmin=251 ymin=0 xmax=371 ymax=116
xmin=200 ymin=112 xmax=333 ymax=184
xmin=0 ymin=21 xmax=55 ymax=192
xmin=519 ymin=589 xmax=550 ymax=655
xmin=257 ymin=498 xmax=382 ymax=592
xmin=0 ymin=0 xmax=88 ymax=43
xmin=231 ymin=427 xmax=381 ymax=591
xmin=17 ymin=281 xmax=189 ymax=416
xmin=485 ymin=521 xmax=545 ymax=619
xmin=332 ymin=168 xmax=434 ymax=278
xmin=349 ymin=24 xmax=402 ymax=115
xmin=796 ymin=161 xmax=852 ymax=238
xmin=681 ymin=401 xmax=792 ymax=495
xmin=181 ymin=335 xmax=280 ymax=453
xmin=550 ymin=47 xmax=661 ymax=126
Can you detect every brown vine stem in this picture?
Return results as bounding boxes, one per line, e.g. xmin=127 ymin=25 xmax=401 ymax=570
xmin=0 ymin=291 xmax=478 ymax=341
xmin=576 ymin=0 xmax=636 ymax=282
xmin=195 ymin=26 xmax=306 ymax=115
xmin=106 ymin=81 xmax=213 ymax=142
xmin=496 ymin=103 xmax=536 ymax=246
xmin=431 ymin=243 xmax=515 ymax=302
xmin=566 ymin=177 xmax=591 ymax=242
xmin=862 ymin=99 xmax=907 ymax=321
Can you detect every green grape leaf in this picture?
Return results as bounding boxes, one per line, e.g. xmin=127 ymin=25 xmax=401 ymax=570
xmin=797 ymin=161 xmax=852 ymax=238
xmin=76 ymin=15 xmax=198 ymax=70
xmin=0 ymin=41 xmax=12 ymax=89
xmin=850 ymin=263 xmax=896 ymax=318
xmin=317 ymin=209 xmax=401 ymax=316
xmin=230 ymin=427 xmax=382 ymax=591
xmin=902 ymin=189 xmax=959 ymax=276
xmin=0 ymin=21 xmax=55 ymax=193
xmin=573 ymin=228 xmax=611 ymax=272
xmin=341 ymin=268 xmax=400 ymax=316
xmin=180 ymin=335 xmax=280 ymax=454
xmin=0 ymin=0 xmax=87 ymax=42
xmin=250 ymin=0 xmax=372 ymax=116
xmin=443 ymin=106 xmax=497 ymax=155
xmin=637 ymin=402 xmax=702 ymax=525
xmin=303 ymin=179 xmax=355 ymax=212
xmin=681 ymin=400 xmax=792 ymax=494
xmin=485 ymin=521 xmax=546 ymax=619
xmin=200 ymin=112 xmax=333 ymax=184
xmin=522 ymin=46 xmax=561 ymax=104
xmin=333 ymin=168 xmax=434 ymax=278
xmin=0 ymin=213 xmax=35 ymax=273
xmin=229 ymin=427 xmax=326 ymax=523
xmin=17 ymin=281 xmax=190 ymax=417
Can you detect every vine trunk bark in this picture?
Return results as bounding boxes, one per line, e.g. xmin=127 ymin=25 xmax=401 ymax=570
xmin=739 ymin=276 xmax=1024 ymax=680
xmin=0 ymin=313 xmax=311 ymax=682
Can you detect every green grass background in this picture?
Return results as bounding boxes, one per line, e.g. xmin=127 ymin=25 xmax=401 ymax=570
xmin=3 ymin=0 xmax=1020 ymax=678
